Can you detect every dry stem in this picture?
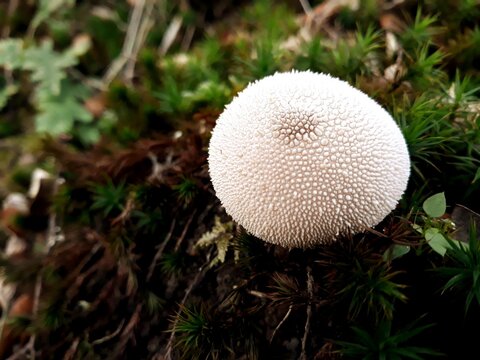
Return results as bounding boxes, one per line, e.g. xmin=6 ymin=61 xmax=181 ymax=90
xmin=173 ymin=210 xmax=196 ymax=252
xmin=270 ymin=304 xmax=293 ymax=343
xmin=147 ymin=218 xmax=176 ymax=281
xmin=103 ymin=0 xmax=158 ymax=86
xmin=299 ymin=267 xmax=313 ymax=360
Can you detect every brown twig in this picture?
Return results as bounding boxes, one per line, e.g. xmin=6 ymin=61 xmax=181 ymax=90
xmin=63 ymin=337 xmax=80 ymax=360
xmin=298 ymin=0 xmax=313 ymax=15
xmin=112 ymin=304 xmax=142 ymax=357
xmin=159 ymin=15 xmax=182 ymax=55
xmin=147 ymin=218 xmax=176 ymax=281
xmin=247 ymin=290 xmax=269 ymax=299
xmin=111 ymin=195 xmax=136 ymax=226
xmin=124 ymin=0 xmax=156 ymax=81
xmin=270 ymin=304 xmax=293 ymax=343
xmin=173 ymin=210 xmax=196 ymax=252
xmin=92 ymin=319 xmax=126 ymax=345
xmin=103 ymin=0 xmax=147 ymax=85
xmin=147 ymin=152 xmax=174 ymax=183
xmin=299 ymin=267 xmax=313 ymax=360
xmin=1 ymin=0 xmax=18 ymax=38
xmin=180 ymin=25 xmax=195 ymax=52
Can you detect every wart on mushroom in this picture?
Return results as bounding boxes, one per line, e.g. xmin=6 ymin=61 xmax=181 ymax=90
xmin=208 ymin=70 xmax=410 ymax=248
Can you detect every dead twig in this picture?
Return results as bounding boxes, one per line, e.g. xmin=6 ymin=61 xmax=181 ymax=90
xmin=173 ymin=210 xmax=197 ymax=252
xmin=125 ymin=0 xmax=156 ymax=81
xmin=299 ymin=0 xmax=313 ymax=15
xmin=147 ymin=218 xmax=176 ymax=281
xmin=5 ymin=340 xmax=31 ymax=360
xmin=92 ymin=319 xmax=126 ymax=346
xmin=111 ymin=195 xmax=136 ymax=226
xmin=159 ymin=15 xmax=182 ymax=55
xmin=270 ymin=304 xmax=293 ymax=343
xmin=247 ymin=290 xmax=269 ymax=299
xmin=63 ymin=337 xmax=80 ymax=360
xmin=299 ymin=267 xmax=313 ymax=360
xmin=147 ymin=152 xmax=174 ymax=183
xmin=180 ymin=25 xmax=195 ymax=52
xmin=103 ymin=0 xmax=154 ymax=86
xmin=112 ymin=304 xmax=142 ymax=357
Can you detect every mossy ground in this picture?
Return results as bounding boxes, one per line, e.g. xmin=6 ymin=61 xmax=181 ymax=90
xmin=0 ymin=0 xmax=479 ymax=359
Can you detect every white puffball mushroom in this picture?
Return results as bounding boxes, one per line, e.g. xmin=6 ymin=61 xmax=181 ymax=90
xmin=208 ymin=71 xmax=410 ymax=248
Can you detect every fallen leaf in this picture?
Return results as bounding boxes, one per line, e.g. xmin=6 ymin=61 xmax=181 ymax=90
xmin=380 ymin=13 xmax=405 ymax=33
xmin=84 ymin=93 xmax=107 ymax=117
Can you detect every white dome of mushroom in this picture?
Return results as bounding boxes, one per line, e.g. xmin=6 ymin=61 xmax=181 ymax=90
xmin=208 ymin=70 xmax=410 ymax=248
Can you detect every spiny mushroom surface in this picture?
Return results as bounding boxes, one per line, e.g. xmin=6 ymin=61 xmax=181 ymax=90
xmin=208 ymin=71 xmax=410 ymax=248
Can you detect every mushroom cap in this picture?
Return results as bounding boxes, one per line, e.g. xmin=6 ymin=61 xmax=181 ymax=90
xmin=208 ymin=71 xmax=410 ymax=248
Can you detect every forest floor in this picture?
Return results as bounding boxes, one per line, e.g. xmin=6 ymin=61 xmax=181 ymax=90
xmin=0 ymin=0 xmax=480 ymax=359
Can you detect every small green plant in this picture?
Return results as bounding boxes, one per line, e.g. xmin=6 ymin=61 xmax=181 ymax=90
xmin=325 ymin=26 xmax=382 ymax=80
xmin=339 ymin=260 xmax=407 ymax=320
xmin=413 ymin=192 xmax=459 ymax=257
xmin=132 ymin=209 xmax=163 ymax=234
xmin=243 ymin=38 xmax=281 ymax=79
xmin=155 ymin=73 xmax=191 ymax=116
xmin=318 ymin=238 xmax=407 ymax=320
xmin=268 ymin=272 xmax=308 ymax=307
xmin=160 ymin=252 xmax=187 ymax=276
xmin=295 ymin=38 xmax=327 ymax=73
xmin=437 ymin=224 xmax=480 ymax=313
xmin=0 ymin=37 xmax=100 ymax=143
xmin=171 ymin=305 xmax=231 ymax=360
xmin=406 ymin=46 xmax=445 ymax=90
xmin=336 ymin=318 xmax=442 ymax=359
xmin=145 ymin=290 xmax=165 ymax=315
xmin=173 ymin=177 xmax=199 ymax=205
xmin=242 ymin=0 xmax=297 ymax=40
xmin=393 ymin=96 xmax=456 ymax=182
xmin=442 ymin=71 xmax=480 ymax=114
xmin=400 ymin=10 xmax=440 ymax=51
xmin=91 ymin=180 xmax=127 ymax=217
xmin=172 ymin=305 xmax=209 ymax=354
xmin=449 ymin=26 xmax=480 ymax=68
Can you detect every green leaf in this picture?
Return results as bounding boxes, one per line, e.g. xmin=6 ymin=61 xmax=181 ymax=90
xmin=0 ymin=83 xmax=18 ymax=110
xmin=35 ymin=80 xmax=92 ymax=135
xmin=473 ymin=167 xmax=480 ymax=184
xmin=30 ymin=0 xmax=75 ymax=34
xmin=0 ymin=39 xmax=24 ymax=70
xmin=423 ymin=192 xmax=446 ymax=218
xmin=36 ymin=106 xmax=75 ymax=134
xmin=76 ymin=125 xmax=100 ymax=145
xmin=383 ymin=244 xmax=411 ymax=262
xmin=23 ymin=40 xmax=77 ymax=96
xmin=412 ymin=223 xmax=423 ymax=234
xmin=425 ymin=228 xmax=450 ymax=256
